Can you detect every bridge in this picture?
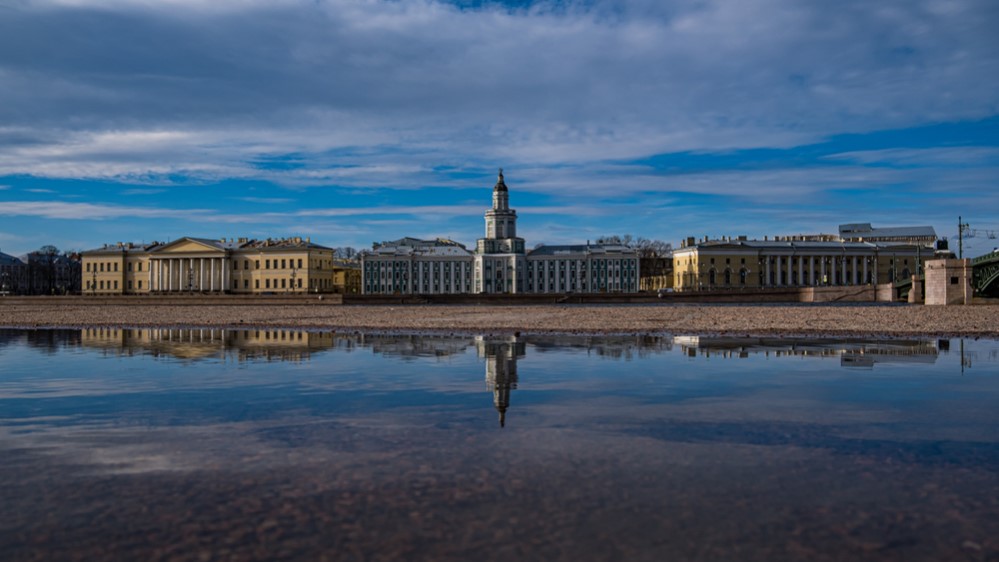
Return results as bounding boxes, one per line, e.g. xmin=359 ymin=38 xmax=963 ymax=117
xmin=972 ymin=249 xmax=999 ymax=297
xmin=894 ymin=250 xmax=999 ymax=300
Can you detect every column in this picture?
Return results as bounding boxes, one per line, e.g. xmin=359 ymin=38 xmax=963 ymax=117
xmin=199 ymin=258 xmax=205 ymax=291
xmin=820 ymin=257 xmax=826 ymax=285
xmin=809 ymin=256 xmax=816 ymax=285
xmin=797 ymin=256 xmax=804 ymax=286
xmin=830 ymin=257 xmax=837 ymax=285
xmin=862 ymin=257 xmax=869 ymax=285
xmin=210 ymin=259 xmax=216 ymax=292
xmin=168 ymin=260 xmax=173 ymax=291
xmin=852 ymin=257 xmax=859 ymax=285
xmin=765 ymin=257 xmax=771 ymax=287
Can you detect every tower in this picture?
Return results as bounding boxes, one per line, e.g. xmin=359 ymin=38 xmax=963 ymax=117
xmin=474 ymin=169 xmax=526 ymax=293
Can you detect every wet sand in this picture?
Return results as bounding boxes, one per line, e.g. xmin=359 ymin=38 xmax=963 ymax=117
xmin=2 ymin=302 xmax=998 ymax=336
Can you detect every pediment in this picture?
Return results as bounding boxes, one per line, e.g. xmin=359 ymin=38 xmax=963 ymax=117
xmin=153 ymin=238 xmax=225 ymax=255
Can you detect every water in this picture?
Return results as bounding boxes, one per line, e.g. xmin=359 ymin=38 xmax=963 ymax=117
xmin=1 ymin=328 xmax=997 ymax=561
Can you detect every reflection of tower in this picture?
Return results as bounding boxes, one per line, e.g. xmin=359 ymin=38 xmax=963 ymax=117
xmin=476 ymin=336 xmax=527 ymax=427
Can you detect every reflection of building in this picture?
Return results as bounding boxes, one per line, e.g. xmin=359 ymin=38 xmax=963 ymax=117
xmin=80 ymin=327 xmax=337 ymax=362
xmin=362 ymin=171 xmax=640 ymax=295
xmin=477 ymin=336 xmax=526 ymax=427
xmin=673 ymin=336 xmax=939 ymax=367
xmin=81 ymin=237 xmax=343 ymax=295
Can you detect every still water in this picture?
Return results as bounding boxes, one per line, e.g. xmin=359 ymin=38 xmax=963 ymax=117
xmin=1 ymin=328 xmax=997 ymax=561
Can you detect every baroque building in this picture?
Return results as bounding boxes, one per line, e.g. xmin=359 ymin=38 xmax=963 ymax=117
xmin=361 ymin=170 xmax=641 ymax=295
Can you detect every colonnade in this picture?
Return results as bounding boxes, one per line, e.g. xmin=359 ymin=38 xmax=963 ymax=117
xmin=760 ymin=254 xmax=876 ymax=287
xmin=150 ymin=257 xmax=230 ymax=292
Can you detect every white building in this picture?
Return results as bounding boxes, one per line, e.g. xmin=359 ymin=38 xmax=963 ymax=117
xmin=361 ymin=237 xmax=474 ymax=295
xmin=361 ymin=170 xmax=640 ymax=295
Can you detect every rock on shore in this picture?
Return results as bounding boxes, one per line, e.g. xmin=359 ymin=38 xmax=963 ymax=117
xmin=2 ymin=302 xmax=997 ymax=336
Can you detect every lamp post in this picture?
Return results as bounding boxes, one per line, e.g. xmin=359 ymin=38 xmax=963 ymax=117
xmin=290 ymin=267 xmax=297 ymax=293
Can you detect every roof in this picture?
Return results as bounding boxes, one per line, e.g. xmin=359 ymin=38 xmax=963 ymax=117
xmin=493 ymin=169 xmax=507 ymax=192
xmin=0 ymin=251 xmax=24 ymax=266
xmin=839 ymin=223 xmax=937 ymax=240
xmin=528 ymin=243 xmax=638 ymax=257
xmin=676 ymin=239 xmax=935 ymax=253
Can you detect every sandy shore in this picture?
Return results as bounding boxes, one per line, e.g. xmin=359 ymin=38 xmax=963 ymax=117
xmin=2 ymin=302 xmax=998 ymax=336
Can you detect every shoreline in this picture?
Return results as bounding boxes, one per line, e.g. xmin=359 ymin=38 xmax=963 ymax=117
xmin=3 ymin=302 xmax=998 ymax=338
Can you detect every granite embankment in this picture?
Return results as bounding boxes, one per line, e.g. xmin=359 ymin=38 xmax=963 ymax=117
xmin=2 ymin=300 xmax=998 ymax=336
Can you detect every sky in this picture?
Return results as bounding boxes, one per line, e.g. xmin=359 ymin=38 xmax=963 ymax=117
xmin=1 ymin=0 xmax=998 ymax=257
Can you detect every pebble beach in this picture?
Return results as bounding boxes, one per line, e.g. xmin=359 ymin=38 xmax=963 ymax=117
xmin=2 ymin=301 xmax=998 ymax=337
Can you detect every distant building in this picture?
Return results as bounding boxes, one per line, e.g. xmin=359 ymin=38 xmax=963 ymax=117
xmin=672 ymin=233 xmax=938 ymax=292
xmin=839 ymin=223 xmax=937 ymax=245
xmin=360 ymin=170 xmax=639 ymax=295
xmin=0 ymin=250 xmax=23 ymax=295
xmin=81 ymin=236 xmax=339 ymax=295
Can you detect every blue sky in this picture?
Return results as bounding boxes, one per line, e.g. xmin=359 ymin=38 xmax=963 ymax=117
xmin=1 ymin=0 xmax=998 ymax=256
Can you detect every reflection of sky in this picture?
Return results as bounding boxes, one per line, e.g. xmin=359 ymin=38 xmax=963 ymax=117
xmin=1 ymin=330 xmax=996 ymax=440
xmin=2 ymin=330 xmax=999 ymax=561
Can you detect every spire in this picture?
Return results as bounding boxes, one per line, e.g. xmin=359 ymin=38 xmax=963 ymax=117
xmin=493 ymin=168 xmax=507 ymax=192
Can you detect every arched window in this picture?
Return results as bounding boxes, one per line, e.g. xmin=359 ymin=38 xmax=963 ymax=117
xmin=709 ymin=269 xmax=716 ymax=285
xmin=740 ymin=268 xmax=748 ymax=285
xmin=724 ymin=269 xmax=732 ymax=285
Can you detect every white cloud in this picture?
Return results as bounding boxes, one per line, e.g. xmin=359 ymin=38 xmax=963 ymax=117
xmin=0 ymin=0 xmax=994 ymax=182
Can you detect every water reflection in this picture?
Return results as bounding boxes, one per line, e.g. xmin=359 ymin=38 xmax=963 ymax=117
xmin=674 ymin=335 xmax=941 ymax=368
xmin=1 ymin=328 xmax=998 ymax=561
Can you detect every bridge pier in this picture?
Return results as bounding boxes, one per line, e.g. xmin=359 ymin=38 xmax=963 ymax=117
xmin=925 ymin=259 xmax=972 ymax=305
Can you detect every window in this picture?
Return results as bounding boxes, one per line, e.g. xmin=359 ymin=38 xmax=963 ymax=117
xmin=255 ymin=279 xmax=260 ymax=289
xmin=244 ymin=260 xmax=249 ymax=270
xmin=113 ymin=281 xmax=118 ymax=289
xmin=128 ymin=280 xmax=133 ymax=289
xmin=244 ymin=279 xmax=249 ymax=289
xmin=138 ymin=263 xmax=143 ymax=272
xmin=951 ymin=276 xmax=959 ymax=285
xmin=127 ymin=263 xmax=133 ymax=272
xmin=297 ymin=259 xmax=302 ymax=269
xmin=114 ymin=263 xmax=118 ymax=272
xmin=266 ymin=259 xmax=271 ymax=269
xmin=255 ymin=260 xmax=260 ymax=269
xmin=266 ymin=279 xmax=271 ymax=289
xmin=138 ymin=281 xmax=142 ymax=289
xmin=100 ymin=263 xmax=105 ymax=272
xmin=281 ymin=259 xmax=286 ymax=269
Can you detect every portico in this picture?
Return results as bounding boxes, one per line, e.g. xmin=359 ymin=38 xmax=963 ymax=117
xmin=148 ymin=238 xmax=234 ymax=293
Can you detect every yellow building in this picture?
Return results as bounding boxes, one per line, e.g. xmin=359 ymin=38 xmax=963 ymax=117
xmin=331 ymin=259 xmax=362 ymax=294
xmin=82 ymin=236 xmax=339 ymax=295
xmin=672 ymin=234 xmax=939 ymax=292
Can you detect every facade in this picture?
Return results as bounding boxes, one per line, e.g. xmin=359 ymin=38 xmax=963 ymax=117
xmin=525 ymin=244 xmax=639 ymax=293
xmin=361 ymin=170 xmax=640 ymax=295
xmin=672 ymin=235 xmax=939 ymax=292
xmin=331 ymin=260 xmax=362 ymax=294
xmin=82 ymin=237 xmax=338 ymax=295
xmin=361 ymin=238 xmax=474 ymax=295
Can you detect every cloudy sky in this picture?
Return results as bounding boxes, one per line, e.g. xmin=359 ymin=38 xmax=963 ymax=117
xmin=1 ymin=0 xmax=997 ymax=256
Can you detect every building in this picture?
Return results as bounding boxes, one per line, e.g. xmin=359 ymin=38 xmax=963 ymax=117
xmin=0 ymin=250 xmax=23 ymax=295
xmin=331 ymin=260 xmax=362 ymax=294
xmin=839 ymin=223 xmax=938 ymax=245
xmin=0 ymin=248 xmax=81 ymax=295
xmin=361 ymin=237 xmax=474 ymax=295
xmin=361 ymin=170 xmax=640 ymax=295
xmin=672 ymin=234 xmax=939 ymax=291
xmin=82 ymin=236 xmax=338 ymax=295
